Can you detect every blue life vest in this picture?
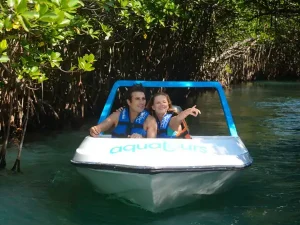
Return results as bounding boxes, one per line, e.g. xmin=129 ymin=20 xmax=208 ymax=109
xmin=156 ymin=111 xmax=191 ymax=139
xmin=156 ymin=112 xmax=176 ymax=138
xmin=111 ymin=108 xmax=149 ymax=138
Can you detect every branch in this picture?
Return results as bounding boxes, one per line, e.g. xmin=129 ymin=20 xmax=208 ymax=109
xmin=56 ymin=67 xmax=80 ymax=74
xmin=0 ymin=63 xmax=12 ymax=75
xmin=247 ymin=8 xmax=300 ymax=21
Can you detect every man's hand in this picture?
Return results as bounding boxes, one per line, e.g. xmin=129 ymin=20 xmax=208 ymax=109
xmin=128 ymin=133 xmax=143 ymax=138
xmin=89 ymin=112 xmax=119 ymax=137
xmin=115 ymin=107 xmax=124 ymax=112
xmin=90 ymin=125 xmax=101 ymax=137
xmin=146 ymin=116 xmax=157 ymax=138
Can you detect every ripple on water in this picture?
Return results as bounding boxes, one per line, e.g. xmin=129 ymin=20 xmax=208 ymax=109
xmin=255 ymin=98 xmax=300 ymax=138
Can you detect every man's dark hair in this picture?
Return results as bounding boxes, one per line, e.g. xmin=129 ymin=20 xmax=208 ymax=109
xmin=126 ymin=84 xmax=146 ymax=101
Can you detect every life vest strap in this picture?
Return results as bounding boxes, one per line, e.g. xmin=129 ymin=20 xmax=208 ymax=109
xmin=112 ymin=108 xmax=148 ymax=138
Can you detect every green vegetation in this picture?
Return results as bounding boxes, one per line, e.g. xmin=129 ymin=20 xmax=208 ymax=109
xmin=1 ymin=0 xmax=300 ymax=170
xmin=0 ymin=0 xmax=96 ymax=170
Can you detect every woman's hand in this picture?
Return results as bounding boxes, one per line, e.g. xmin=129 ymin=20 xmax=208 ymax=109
xmin=169 ymin=105 xmax=201 ymax=131
xmin=187 ymin=105 xmax=201 ymax=117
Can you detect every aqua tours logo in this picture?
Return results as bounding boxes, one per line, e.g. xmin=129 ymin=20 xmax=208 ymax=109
xmin=109 ymin=141 xmax=207 ymax=154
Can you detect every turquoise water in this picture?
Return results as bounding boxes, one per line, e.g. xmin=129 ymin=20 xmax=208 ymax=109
xmin=1 ymin=82 xmax=300 ymax=225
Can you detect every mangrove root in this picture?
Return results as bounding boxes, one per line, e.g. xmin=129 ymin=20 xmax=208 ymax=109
xmin=11 ymin=159 xmax=21 ymax=173
xmin=0 ymin=154 xmax=6 ymax=169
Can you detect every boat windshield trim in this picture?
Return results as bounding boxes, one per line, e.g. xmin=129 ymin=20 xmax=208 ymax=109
xmin=97 ymin=80 xmax=238 ymax=137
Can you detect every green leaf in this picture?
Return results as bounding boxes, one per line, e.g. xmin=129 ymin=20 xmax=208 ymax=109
xmin=58 ymin=19 xmax=70 ymax=26
xmin=50 ymin=52 xmax=62 ymax=67
xmin=35 ymin=3 xmax=40 ymax=11
xmin=159 ymin=20 xmax=165 ymax=27
xmin=0 ymin=55 xmax=9 ymax=63
xmin=39 ymin=4 xmax=48 ymax=15
xmin=62 ymin=0 xmax=83 ymax=9
xmin=50 ymin=61 xmax=60 ymax=67
xmin=60 ymin=0 xmax=68 ymax=9
xmin=38 ymin=77 xmax=47 ymax=83
xmin=119 ymin=0 xmax=128 ymax=8
xmin=17 ymin=15 xmax=30 ymax=31
xmin=64 ymin=12 xmax=74 ymax=19
xmin=56 ymin=35 xmax=64 ymax=40
xmin=31 ymin=66 xmax=38 ymax=73
xmin=20 ymin=57 xmax=27 ymax=65
xmin=7 ymin=0 xmax=15 ymax=8
xmin=51 ymin=0 xmax=60 ymax=6
xmin=78 ymin=61 xmax=85 ymax=70
xmin=16 ymin=0 xmax=28 ymax=14
xmin=68 ymin=0 xmax=80 ymax=8
xmin=4 ymin=16 xmax=13 ymax=30
xmin=37 ymin=74 xmax=48 ymax=83
xmin=0 ymin=40 xmax=8 ymax=52
xmin=55 ymin=10 xmax=65 ymax=23
xmin=87 ymin=54 xmax=95 ymax=62
xmin=39 ymin=12 xmax=58 ymax=22
xmin=78 ymin=54 xmax=96 ymax=72
xmin=0 ymin=20 xmax=3 ymax=31
xmin=100 ymin=22 xmax=113 ymax=37
xmin=225 ymin=64 xmax=232 ymax=74
xmin=50 ymin=52 xmax=61 ymax=59
xmin=21 ymin=11 xmax=39 ymax=19
xmin=23 ymin=44 xmax=30 ymax=50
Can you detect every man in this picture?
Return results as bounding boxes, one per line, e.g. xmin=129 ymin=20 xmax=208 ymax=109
xmin=89 ymin=84 xmax=157 ymax=138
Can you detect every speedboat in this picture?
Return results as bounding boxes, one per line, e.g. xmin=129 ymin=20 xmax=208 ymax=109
xmin=71 ymin=81 xmax=253 ymax=212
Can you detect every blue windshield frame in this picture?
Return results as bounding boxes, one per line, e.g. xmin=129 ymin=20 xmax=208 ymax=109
xmin=97 ymin=80 xmax=238 ymax=137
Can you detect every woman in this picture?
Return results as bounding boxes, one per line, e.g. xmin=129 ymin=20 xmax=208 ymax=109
xmin=146 ymin=92 xmax=201 ymax=139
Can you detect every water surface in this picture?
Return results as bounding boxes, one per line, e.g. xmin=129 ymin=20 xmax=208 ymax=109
xmin=1 ymin=82 xmax=300 ymax=225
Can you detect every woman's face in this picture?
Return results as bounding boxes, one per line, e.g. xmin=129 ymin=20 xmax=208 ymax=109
xmin=152 ymin=95 xmax=169 ymax=115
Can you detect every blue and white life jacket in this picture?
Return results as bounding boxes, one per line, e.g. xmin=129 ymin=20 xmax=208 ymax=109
xmin=156 ymin=111 xmax=191 ymax=139
xmin=111 ymin=108 xmax=149 ymax=138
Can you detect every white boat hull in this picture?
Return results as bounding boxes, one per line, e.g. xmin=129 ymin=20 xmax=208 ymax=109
xmin=77 ymin=168 xmax=239 ymax=212
xmin=71 ymin=136 xmax=252 ymax=212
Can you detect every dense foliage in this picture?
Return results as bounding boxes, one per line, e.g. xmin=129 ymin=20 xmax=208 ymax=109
xmin=1 ymin=0 xmax=300 ymax=169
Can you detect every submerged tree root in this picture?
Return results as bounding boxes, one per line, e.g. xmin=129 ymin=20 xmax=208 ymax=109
xmin=0 ymin=154 xmax=6 ymax=169
xmin=11 ymin=159 xmax=21 ymax=173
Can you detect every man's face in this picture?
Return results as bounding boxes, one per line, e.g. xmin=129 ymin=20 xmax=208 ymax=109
xmin=127 ymin=91 xmax=146 ymax=113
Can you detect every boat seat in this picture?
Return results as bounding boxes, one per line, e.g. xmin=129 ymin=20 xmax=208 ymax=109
xmin=172 ymin=105 xmax=192 ymax=138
